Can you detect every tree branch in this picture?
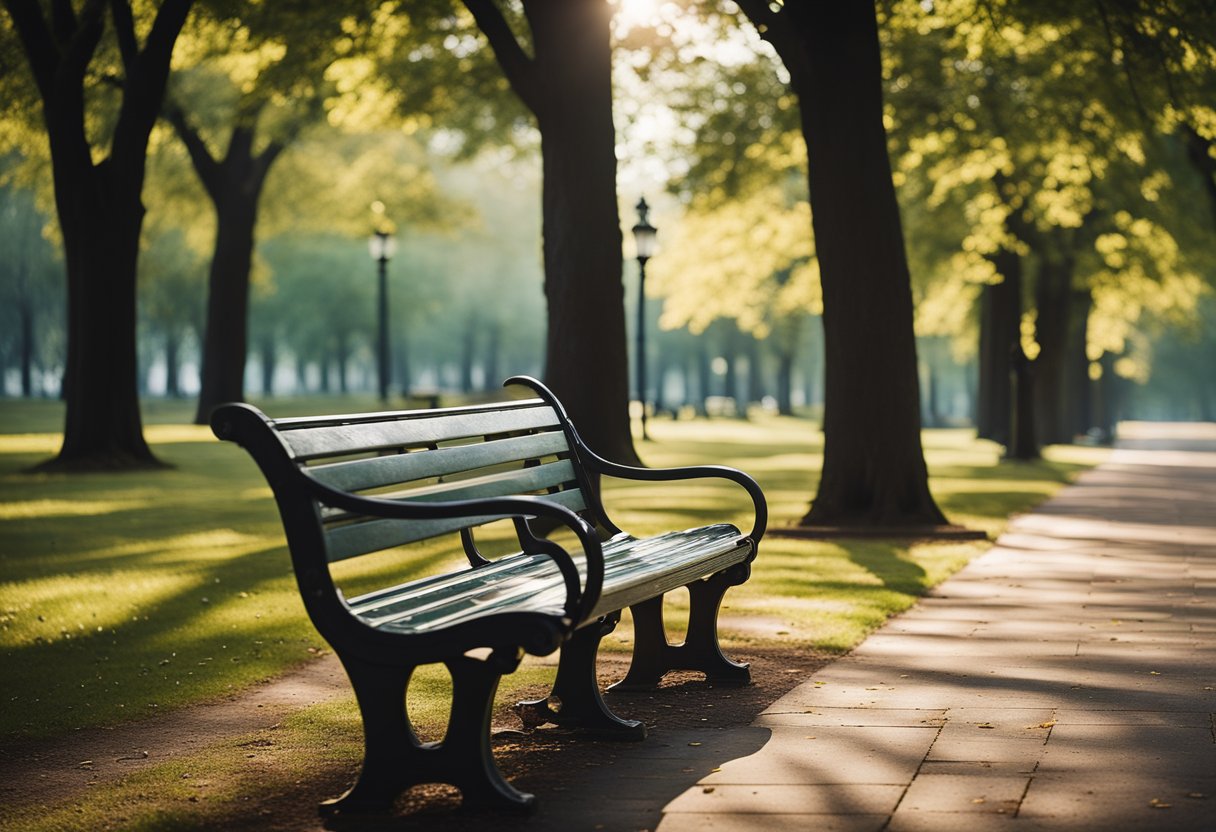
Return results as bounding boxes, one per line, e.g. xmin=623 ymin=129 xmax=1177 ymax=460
xmin=49 ymin=0 xmax=76 ymax=44
xmin=731 ymin=0 xmax=798 ymax=66
xmin=109 ymin=0 xmax=139 ymax=78
xmin=164 ymin=103 xmax=221 ymax=197
xmin=460 ymin=0 xmax=540 ymax=113
xmin=110 ymin=0 xmax=192 ymax=164
xmin=3 ymin=0 xmax=60 ymax=97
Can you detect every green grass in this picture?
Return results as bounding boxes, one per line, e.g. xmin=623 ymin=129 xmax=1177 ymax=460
xmin=0 ymin=396 xmax=1108 ymax=830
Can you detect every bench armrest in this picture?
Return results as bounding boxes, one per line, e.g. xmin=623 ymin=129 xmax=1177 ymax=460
xmin=299 ymin=475 xmax=606 ymax=627
xmin=580 ymin=449 xmax=768 ymax=543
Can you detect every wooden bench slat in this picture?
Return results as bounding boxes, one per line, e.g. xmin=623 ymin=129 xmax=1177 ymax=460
xmin=323 ymin=488 xmax=589 ymax=562
xmin=308 ymin=431 xmax=572 ymax=492
xmin=346 ymin=524 xmax=748 ymax=632
xmin=279 ymin=404 xmax=562 ymax=460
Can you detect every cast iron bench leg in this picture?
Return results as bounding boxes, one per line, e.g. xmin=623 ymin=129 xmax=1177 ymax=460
xmin=515 ymin=612 xmax=647 ymax=740
xmin=611 ymin=563 xmax=752 ymax=691
xmin=443 ymin=652 xmax=536 ymax=811
xmin=320 ymin=651 xmax=534 ymax=815
xmin=320 ymin=656 xmax=416 ymax=815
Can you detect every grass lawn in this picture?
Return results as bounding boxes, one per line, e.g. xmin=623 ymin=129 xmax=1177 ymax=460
xmin=0 ymin=395 xmax=1107 ymax=830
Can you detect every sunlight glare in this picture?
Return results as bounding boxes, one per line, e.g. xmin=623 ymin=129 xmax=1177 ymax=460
xmin=613 ymin=0 xmax=659 ymax=30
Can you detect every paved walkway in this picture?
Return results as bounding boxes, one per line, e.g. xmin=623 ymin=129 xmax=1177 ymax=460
xmin=649 ymin=422 xmax=1216 ymax=831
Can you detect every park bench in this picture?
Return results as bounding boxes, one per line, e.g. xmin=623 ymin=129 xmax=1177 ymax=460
xmin=210 ymin=376 xmax=766 ymax=814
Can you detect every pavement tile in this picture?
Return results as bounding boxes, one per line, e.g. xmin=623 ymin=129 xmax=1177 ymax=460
xmin=1051 ymin=708 xmax=1214 ymax=726
xmin=886 ymin=811 xmax=1019 ymax=831
xmin=1037 ymin=724 xmax=1216 ymax=774
xmin=898 ymin=773 xmax=1030 ymax=813
xmin=926 ymin=735 xmax=1046 ymax=765
xmin=700 ymin=726 xmax=937 ymax=785
xmin=663 ymin=783 xmax=905 ymax=815
xmin=1018 ymin=772 xmax=1216 ymax=831
xmin=657 ymin=813 xmax=890 ymax=832
xmin=755 ymin=708 xmax=946 ymax=728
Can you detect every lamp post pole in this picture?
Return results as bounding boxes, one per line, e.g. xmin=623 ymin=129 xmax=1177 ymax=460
xmin=632 ymin=197 xmax=657 ymax=441
xmin=370 ymin=228 xmax=395 ymax=403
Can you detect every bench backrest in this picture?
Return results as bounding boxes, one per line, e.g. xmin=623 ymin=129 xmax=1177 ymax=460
xmin=211 ymin=394 xmax=595 ymax=569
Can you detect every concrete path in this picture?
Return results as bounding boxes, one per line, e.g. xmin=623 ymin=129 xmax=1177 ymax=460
xmin=653 ymin=423 xmax=1216 ymax=831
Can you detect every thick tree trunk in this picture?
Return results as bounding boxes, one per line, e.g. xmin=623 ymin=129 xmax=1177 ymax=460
xmin=51 ymin=160 xmax=159 ymax=468
xmin=465 ymin=0 xmax=636 ymax=464
xmin=533 ymin=11 xmax=634 ymax=462
xmin=976 ymin=249 xmax=1022 ymax=444
xmin=1063 ymin=288 xmax=1093 ymax=440
xmin=784 ymin=4 xmax=944 ymax=526
xmin=189 ymin=127 xmax=279 ymax=423
xmin=1032 ymin=255 xmax=1073 ymax=445
xmin=8 ymin=0 xmax=192 ymax=469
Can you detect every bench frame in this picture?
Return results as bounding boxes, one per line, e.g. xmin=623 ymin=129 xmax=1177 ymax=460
xmin=211 ymin=376 xmax=766 ymax=814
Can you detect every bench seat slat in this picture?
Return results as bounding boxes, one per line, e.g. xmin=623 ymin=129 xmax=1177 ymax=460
xmin=324 ymin=487 xmax=589 ymax=562
xmin=280 ymin=404 xmax=562 ymax=460
xmin=345 ymin=524 xmax=748 ymax=633
xmin=308 ymin=431 xmax=571 ymax=493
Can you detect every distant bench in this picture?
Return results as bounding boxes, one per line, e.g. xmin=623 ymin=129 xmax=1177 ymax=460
xmin=210 ymin=376 xmax=766 ymax=814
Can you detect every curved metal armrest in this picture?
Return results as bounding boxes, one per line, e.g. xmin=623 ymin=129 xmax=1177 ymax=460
xmin=300 ymin=475 xmax=605 ymax=627
xmin=580 ymin=449 xmax=768 ymax=543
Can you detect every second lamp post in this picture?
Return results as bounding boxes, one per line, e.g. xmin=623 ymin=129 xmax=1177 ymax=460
xmin=369 ymin=229 xmax=397 ymax=402
xmin=632 ymin=197 xmax=657 ymax=440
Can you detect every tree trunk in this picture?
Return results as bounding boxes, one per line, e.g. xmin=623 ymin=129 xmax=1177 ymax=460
xmin=260 ymin=334 xmax=276 ymax=397
xmin=187 ymin=126 xmax=281 ymax=423
xmin=165 ymin=327 xmax=181 ymax=398
xmin=483 ymin=321 xmax=501 ymax=390
xmin=51 ymin=159 xmax=159 ymax=468
xmin=976 ymin=249 xmax=1022 ymax=444
xmin=776 ymin=348 xmax=795 ymax=416
xmin=1062 ymin=288 xmax=1092 ymax=440
xmin=775 ymin=3 xmax=944 ymax=525
xmin=7 ymin=0 xmax=191 ymax=469
xmin=1032 ymin=255 xmax=1073 ymax=445
xmin=696 ymin=342 xmax=712 ymax=417
xmin=19 ymin=298 xmax=34 ymax=398
xmin=464 ymin=0 xmax=637 ymax=464
xmin=460 ymin=314 xmax=476 ymax=393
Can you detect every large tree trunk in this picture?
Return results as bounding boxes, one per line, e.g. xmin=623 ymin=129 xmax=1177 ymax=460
xmin=7 ymin=0 xmax=192 ymax=469
xmin=1062 ymin=288 xmax=1093 ymax=440
xmin=760 ymin=2 xmax=945 ymax=526
xmin=464 ymin=0 xmax=637 ymax=464
xmin=165 ymin=327 xmax=182 ymax=398
xmin=1032 ymin=255 xmax=1073 ymax=445
xmin=181 ymin=124 xmax=281 ymax=424
xmin=976 ymin=249 xmax=1023 ymax=444
xmin=53 ymin=162 xmax=158 ymax=468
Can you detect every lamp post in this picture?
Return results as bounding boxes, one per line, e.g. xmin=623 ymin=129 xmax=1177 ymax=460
xmin=368 ymin=229 xmax=396 ymax=402
xmin=632 ymin=197 xmax=657 ymax=440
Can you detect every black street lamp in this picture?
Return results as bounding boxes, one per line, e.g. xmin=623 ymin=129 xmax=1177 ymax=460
xmin=368 ymin=228 xmax=396 ymax=402
xmin=632 ymin=197 xmax=657 ymax=441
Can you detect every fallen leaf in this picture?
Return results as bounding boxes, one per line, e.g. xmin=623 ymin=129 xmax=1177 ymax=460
xmin=972 ymin=798 xmax=986 ymax=804
xmin=1149 ymin=798 xmax=1172 ymax=809
xmin=977 ymin=723 xmax=996 ymax=729
xmin=1027 ymin=721 xmax=1057 ymax=730
xmin=702 ymin=787 xmax=715 ymax=794
xmin=688 ymin=742 xmax=702 ymax=747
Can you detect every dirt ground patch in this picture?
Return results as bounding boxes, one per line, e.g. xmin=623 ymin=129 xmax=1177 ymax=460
xmin=1 ymin=646 xmax=832 ymax=831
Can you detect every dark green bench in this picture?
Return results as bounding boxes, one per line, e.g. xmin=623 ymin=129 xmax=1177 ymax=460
xmin=210 ymin=376 xmax=766 ymax=814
